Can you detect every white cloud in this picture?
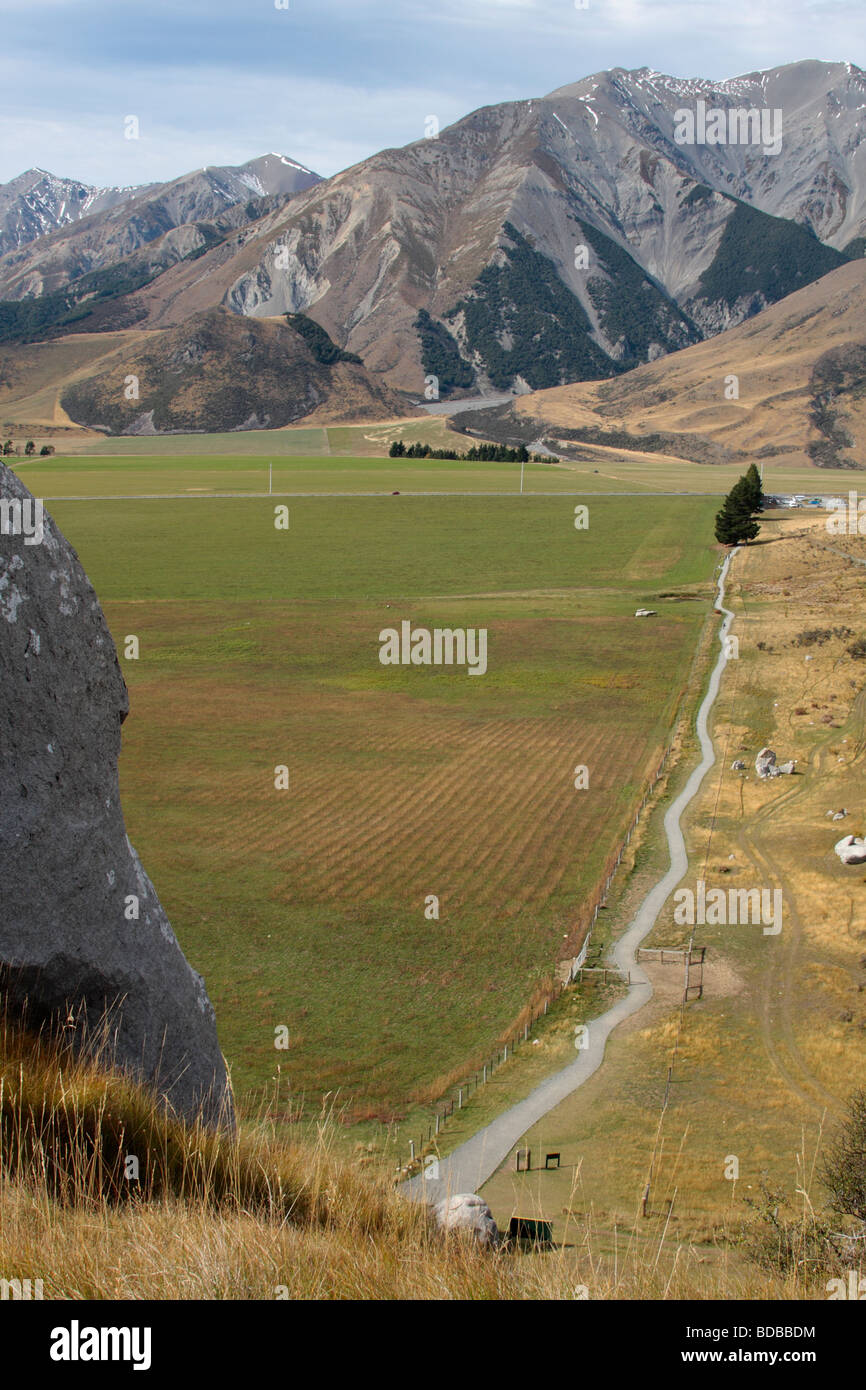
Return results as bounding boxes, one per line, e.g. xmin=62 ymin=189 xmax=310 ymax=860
xmin=0 ymin=66 xmax=472 ymax=185
xmin=0 ymin=0 xmax=862 ymax=185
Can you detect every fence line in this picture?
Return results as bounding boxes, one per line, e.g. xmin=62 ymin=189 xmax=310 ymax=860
xmin=414 ymin=594 xmax=720 ymax=1181
xmin=407 ymin=730 xmax=685 ymax=1171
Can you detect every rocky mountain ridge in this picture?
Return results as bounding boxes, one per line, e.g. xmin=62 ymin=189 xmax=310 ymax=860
xmin=0 ymin=60 xmax=864 ymax=406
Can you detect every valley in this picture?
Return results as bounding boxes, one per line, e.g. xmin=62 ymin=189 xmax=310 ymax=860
xmin=481 ymin=510 xmax=866 ymax=1255
xmin=28 ymin=464 xmax=718 ymax=1127
xmin=3 ymin=39 xmax=866 ymax=1311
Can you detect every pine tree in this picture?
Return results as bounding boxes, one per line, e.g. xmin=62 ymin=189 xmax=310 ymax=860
xmin=714 ymin=479 xmax=760 ymax=545
xmin=743 ymin=463 xmax=764 ymax=512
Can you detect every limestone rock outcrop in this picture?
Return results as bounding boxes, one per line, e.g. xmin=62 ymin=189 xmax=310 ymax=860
xmin=835 ymin=835 xmax=866 ymax=866
xmin=755 ymin=747 xmax=779 ymax=778
xmin=0 ymin=463 xmax=232 ymax=1127
xmin=434 ymin=1193 xmax=500 ymax=1248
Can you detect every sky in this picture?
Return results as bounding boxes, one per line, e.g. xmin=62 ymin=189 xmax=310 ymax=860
xmin=0 ymin=0 xmax=863 ymax=187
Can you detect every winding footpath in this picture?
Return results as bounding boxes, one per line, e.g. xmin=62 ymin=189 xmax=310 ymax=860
xmin=409 ymin=547 xmax=741 ymax=1204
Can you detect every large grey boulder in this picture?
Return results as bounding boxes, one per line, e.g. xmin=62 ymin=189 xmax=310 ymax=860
xmin=0 ymin=463 xmax=232 ymax=1128
xmin=755 ymin=747 xmax=780 ymax=779
xmin=434 ymin=1193 xmax=500 ymax=1248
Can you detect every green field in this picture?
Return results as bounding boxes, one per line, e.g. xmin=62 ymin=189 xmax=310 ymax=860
xmin=36 ymin=457 xmax=721 ymax=1123
xmin=42 ymin=419 xmax=469 ymax=459
xmin=17 ymin=454 xmax=596 ymax=498
xmin=18 ymin=439 xmax=858 ymax=504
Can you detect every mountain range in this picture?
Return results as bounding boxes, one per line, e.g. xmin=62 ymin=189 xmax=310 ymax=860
xmin=465 ymin=255 xmax=866 ymax=470
xmin=1 ymin=60 xmax=865 ymax=435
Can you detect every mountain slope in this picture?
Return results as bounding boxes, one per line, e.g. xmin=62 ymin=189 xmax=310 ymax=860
xmin=184 ymin=60 xmax=864 ymax=391
xmin=0 ymin=155 xmax=321 ymax=300
xmin=547 ymin=61 xmax=866 ymax=250
xmin=499 ymin=256 xmax=866 ymax=469
xmin=0 ymin=169 xmax=146 ymax=260
xmin=56 ymin=308 xmax=405 ymax=433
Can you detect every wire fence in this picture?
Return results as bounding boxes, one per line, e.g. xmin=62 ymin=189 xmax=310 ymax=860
xmin=406 ymin=737 xmax=682 ymax=1169
xmin=405 ymin=599 xmax=726 ymax=1172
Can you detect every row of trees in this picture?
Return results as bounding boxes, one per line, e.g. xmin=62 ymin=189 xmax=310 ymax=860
xmin=714 ymin=463 xmax=764 ymax=544
xmin=389 ymin=439 xmax=543 ymax=463
xmin=3 ymin=438 xmax=55 ymax=457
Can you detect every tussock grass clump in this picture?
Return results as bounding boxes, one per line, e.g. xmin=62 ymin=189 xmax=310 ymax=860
xmin=0 ymin=1008 xmax=545 ymax=1298
xmin=0 ymin=1007 xmax=412 ymax=1236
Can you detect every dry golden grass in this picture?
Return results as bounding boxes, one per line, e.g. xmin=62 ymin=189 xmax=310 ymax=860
xmin=0 ymin=331 xmax=148 ymax=436
xmin=482 ymin=521 xmax=866 ymax=1250
xmin=513 ymin=258 xmax=866 ymax=470
xmin=666 ymin=514 xmax=866 ymax=1111
xmin=0 ymin=1006 xmax=828 ymax=1299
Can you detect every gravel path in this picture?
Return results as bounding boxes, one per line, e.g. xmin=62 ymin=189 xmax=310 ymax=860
xmin=407 ymin=546 xmax=740 ymax=1204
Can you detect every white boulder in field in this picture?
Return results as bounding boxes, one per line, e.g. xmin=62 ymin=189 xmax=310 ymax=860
xmin=835 ymin=835 xmax=866 ymax=866
xmin=435 ymin=1193 xmax=500 ymax=1248
xmin=755 ymin=748 xmax=779 ymax=778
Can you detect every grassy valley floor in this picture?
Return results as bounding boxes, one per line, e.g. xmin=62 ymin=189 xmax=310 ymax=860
xmin=481 ymin=510 xmax=866 ymax=1277
xmin=21 ymin=460 xmax=720 ymax=1133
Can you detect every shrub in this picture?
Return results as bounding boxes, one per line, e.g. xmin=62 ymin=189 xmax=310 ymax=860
xmin=793 ymin=627 xmax=853 ymax=647
xmin=823 ymin=1089 xmax=866 ymax=1225
xmin=739 ymin=1176 xmax=845 ymax=1283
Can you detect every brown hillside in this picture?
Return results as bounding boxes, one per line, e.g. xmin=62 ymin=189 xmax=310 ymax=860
xmin=511 ymin=258 xmax=866 ymax=470
xmin=53 ymin=309 xmax=407 ymax=435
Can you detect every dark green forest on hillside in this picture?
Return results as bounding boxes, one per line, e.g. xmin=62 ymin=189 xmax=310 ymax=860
xmin=284 ymin=312 xmax=363 ymax=365
xmin=579 ymin=220 xmax=697 ymax=363
xmin=0 ymin=228 xmax=228 ymax=345
xmin=415 ymin=309 xmax=475 ymax=394
xmin=696 ymin=201 xmax=847 ymax=312
xmin=449 ymin=223 xmax=614 ymax=390
xmin=0 ymin=261 xmax=157 ymax=343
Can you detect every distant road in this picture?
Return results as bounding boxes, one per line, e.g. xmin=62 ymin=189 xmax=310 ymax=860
xmin=413 ymin=393 xmax=516 ymax=416
xmin=44 ymin=490 xmax=723 ymax=502
xmin=407 ymin=547 xmax=741 ymax=1205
